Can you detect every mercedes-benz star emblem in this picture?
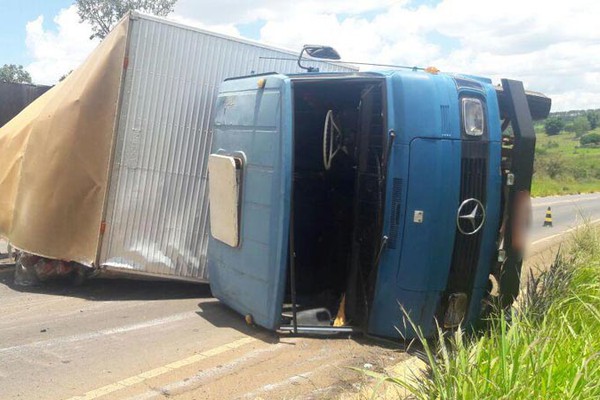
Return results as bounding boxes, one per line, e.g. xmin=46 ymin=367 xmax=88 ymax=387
xmin=456 ymin=198 xmax=486 ymax=235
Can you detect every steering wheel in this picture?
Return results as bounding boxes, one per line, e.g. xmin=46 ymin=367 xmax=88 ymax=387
xmin=322 ymin=110 xmax=342 ymax=170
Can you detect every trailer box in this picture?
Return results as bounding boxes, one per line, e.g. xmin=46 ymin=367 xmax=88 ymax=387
xmin=0 ymin=13 xmax=354 ymax=282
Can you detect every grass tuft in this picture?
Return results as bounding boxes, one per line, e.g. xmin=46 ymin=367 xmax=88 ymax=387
xmin=366 ymin=225 xmax=600 ymax=399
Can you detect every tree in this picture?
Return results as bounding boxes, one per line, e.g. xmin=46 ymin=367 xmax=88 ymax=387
xmin=586 ymin=110 xmax=600 ymax=130
xmin=572 ymin=116 xmax=591 ymax=137
xmin=76 ymin=0 xmax=178 ymax=40
xmin=0 ymin=64 xmax=32 ymax=84
xmin=544 ymin=116 xmax=564 ymax=136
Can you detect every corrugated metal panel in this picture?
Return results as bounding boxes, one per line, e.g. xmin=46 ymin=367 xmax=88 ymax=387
xmin=0 ymin=83 xmax=52 ymax=127
xmin=100 ymin=14 xmax=354 ymax=282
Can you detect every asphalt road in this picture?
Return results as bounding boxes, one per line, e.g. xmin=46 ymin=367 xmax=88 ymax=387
xmin=0 ymin=270 xmax=404 ymax=400
xmin=0 ymin=257 xmax=403 ymax=399
xmin=0 ymin=193 xmax=598 ymax=400
xmin=529 ymin=193 xmax=600 ymax=246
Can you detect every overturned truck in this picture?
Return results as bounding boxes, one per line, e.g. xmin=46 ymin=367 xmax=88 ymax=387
xmin=0 ymin=13 xmax=551 ymax=338
xmin=207 ymin=71 xmax=550 ymax=338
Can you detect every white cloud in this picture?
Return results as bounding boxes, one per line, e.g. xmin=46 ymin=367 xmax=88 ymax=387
xmin=25 ymin=1 xmax=600 ymax=110
xmin=251 ymin=0 xmax=600 ymax=111
xmin=166 ymin=14 xmax=241 ymax=38
xmin=24 ymin=6 xmax=243 ymax=85
xmin=173 ymin=0 xmax=397 ymax=25
xmin=25 ymin=6 xmax=98 ymax=85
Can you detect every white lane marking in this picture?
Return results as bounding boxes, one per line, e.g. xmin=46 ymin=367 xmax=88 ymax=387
xmin=130 ymin=343 xmax=288 ymax=400
xmin=0 ymin=312 xmax=193 ymax=354
xmin=531 ymin=218 xmax=600 ymax=245
xmin=66 ymin=337 xmax=257 ymax=400
xmin=532 ymin=194 xmax=600 ymax=208
xmin=242 ymin=363 xmax=331 ymax=399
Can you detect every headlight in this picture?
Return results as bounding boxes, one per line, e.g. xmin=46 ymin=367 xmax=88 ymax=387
xmin=462 ymin=98 xmax=484 ymax=136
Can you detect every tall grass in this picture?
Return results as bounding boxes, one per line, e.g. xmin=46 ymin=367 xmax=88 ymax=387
xmin=375 ymin=226 xmax=600 ymax=399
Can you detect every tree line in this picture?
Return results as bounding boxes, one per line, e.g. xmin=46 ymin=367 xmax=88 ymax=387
xmin=544 ymin=110 xmax=600 ymax=147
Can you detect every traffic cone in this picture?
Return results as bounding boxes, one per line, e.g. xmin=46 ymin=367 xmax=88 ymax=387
xmin=543 ymin=207 xmax=553 ymax=227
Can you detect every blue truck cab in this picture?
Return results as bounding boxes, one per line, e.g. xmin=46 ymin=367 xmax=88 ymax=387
xmin=206 ymin=69 xmax=550 ymax=339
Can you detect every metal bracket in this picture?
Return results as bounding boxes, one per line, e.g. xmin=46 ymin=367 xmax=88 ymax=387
xmin=506 ymin=172 xmax=515 ymax=186
xmin=498 ymin=79 xmax=537 ymax=308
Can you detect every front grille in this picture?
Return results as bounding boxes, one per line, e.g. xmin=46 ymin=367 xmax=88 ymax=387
xmin=445 ymin=141 xmax=488 ymax=295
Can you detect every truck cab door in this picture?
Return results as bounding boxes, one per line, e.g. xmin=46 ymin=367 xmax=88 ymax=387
xmin=207 ymin=74 xmax=292 ymax=330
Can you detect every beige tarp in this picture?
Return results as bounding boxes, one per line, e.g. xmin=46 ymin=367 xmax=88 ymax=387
xmin=0 ymin=17 xmax=129 ymax=265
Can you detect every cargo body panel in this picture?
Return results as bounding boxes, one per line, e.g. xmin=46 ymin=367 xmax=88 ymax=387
xmin=0 ymin=83 xmax=51 ymax=127
xmin=99 ymin=13 xmax=354 ymax=281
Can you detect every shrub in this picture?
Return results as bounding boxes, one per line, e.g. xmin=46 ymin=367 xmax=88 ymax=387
xmin=580 ymin=132 xmax=600 ymax=147
xmin=542 ymin=140 xmax=559 ymax=149
xmin=573 ymin=116 xmax=592 ymax=137
xmin=572 ymin=167 xmax=589 ymax=180
xmin=544 ymin=116 xmax=564 ymax=135
xmin=539 ymin=155 xmax=565 ymax=179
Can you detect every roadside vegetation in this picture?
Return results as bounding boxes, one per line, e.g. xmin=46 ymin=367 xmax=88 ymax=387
xmin=366 ymin=225 xmax=600 ymax=399
xmin=532 ymin=109 xmax=600 ymax=197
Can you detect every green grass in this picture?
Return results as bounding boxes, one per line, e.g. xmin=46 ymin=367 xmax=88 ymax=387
xmin=532 ymin=125 xmax=600 ymax=197
xmin=370 ymin=225 xmax=600 ymax=399
xmin=532 ymin=176 xmax=600 ymax=197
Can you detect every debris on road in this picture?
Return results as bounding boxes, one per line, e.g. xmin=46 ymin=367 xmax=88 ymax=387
xmin=13 ymin=252 xmax=88 ymax=287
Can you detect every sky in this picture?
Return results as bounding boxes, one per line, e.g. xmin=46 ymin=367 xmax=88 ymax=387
xmin=1 ymin=0 xmax=599 ymax=111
